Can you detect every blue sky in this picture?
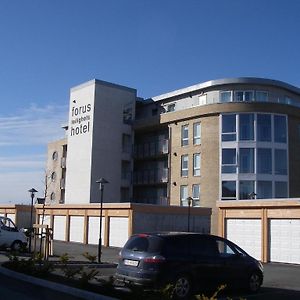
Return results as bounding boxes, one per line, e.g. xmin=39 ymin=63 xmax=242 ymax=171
xmin=1 ymin=0 xmax=300 ymax=203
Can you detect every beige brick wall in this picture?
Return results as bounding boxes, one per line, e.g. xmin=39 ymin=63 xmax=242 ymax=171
xmin=169 ymin=115 xmax=220 ymax=234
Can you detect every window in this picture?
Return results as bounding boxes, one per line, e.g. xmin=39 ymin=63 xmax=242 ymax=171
xmin=192 ymin=184 xmax=200 ymax=206
xmin=257 ymin=148 xmax=272 ymax=174
xmin=275 ymin=149 xmax=287 ymax=175
xmin=123 ymin=105 xmax=133 ymax=124
xmin=274 ymin=115 xmax=287 ymax=143
xmin=256 ymin=91 xmax=268 ymax=102
xmin=193 ymin=122 xmax=201 ymax=145
xmin=257 ymin=181 xmax=272 ymax=199
xmin=222 ymin=181 xmax=236 ymax=199
xmin=52 ymin=151 xmax=58 ymax=161
xmin=199 ymin=94 xmax=207 ymax=105
xmin=257 ymin=114 xmax=271 ymax=142
xmin=50 ymin=192 xmax=55 ymax=201
xmin=239 ymin=148 xmax=254 ymax=173
xmin=239 ymin=181 xmax=255 ymax=200
xmin=222 ymin=149 xmax=237 ymax=173
xmin=220 ymin=91 xmax=232 ymax=103
xmin=167 ymin=103 xmax=175 ymax=112
xmin=234 ymin=91 xmax=254 ymax=102
xmin=181 ymin=125 xmax=189 ymax=146
xmin=181 ymin=155 xmax=188 ymax=177
xmin=216 ymin=240 xmax=236 ymax=257
xmin=51 ymin=172 xmax=57 ymax=182
xmin=193 ymin=153 xmax=201 ymax=176
xmin=239 ymin=114 xmax=254 ymax=140
xmin=180 ymin=185 xmax=188 ymax=206
xmin=222 ymin=114 xmax=236 ymax=141
xmin=122 ymin=134 xmax=131 ymax=153
xmin=275 ymin=181 xmax=288 ymax=198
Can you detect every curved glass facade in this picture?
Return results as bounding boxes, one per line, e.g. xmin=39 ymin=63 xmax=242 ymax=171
xmin=220 ymin=113 xmax=288 ymax=200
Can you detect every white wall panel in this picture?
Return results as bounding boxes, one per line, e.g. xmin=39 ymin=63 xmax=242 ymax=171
xmin=88 ymin=216 xmax=104 ymax=245
xmin=226 ymin=219 xmax=262 ymax=260
xmin=270 ymin=219 xmax=300 ymax=264
xmin=53 ymin=216 xmax=66 ymax=241
xmin=69 ymin=216 xmax=84 ymax=243
xmin=109 ymin=217 xmax=128 ymax=247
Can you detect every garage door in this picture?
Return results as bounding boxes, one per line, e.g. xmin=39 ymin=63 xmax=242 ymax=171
xmin=69 ymin=216 xmax=84 ymax=243
xmin=53 ymin=216 xmax=66 ymax=241
xmin=109 ymin=217 xmax=128 ymax=248
xmin=226 ymin=219 xmax=262 ymax=260
xmin=88 ymin=217 xmax=104 ymax=245
xmin=269 ymin=219 xmax=300 ymax=264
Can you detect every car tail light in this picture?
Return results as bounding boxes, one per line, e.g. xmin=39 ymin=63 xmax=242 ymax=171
xmin=143 ymin=255 xmax=166 ymax=264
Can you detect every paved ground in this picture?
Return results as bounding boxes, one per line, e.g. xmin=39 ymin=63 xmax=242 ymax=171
xmin=0 ymin=241 xmax=300 ymax=299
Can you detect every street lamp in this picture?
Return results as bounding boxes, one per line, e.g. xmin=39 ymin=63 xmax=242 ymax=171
xmin=186 ymin=196 xmax=193 ymax=232
xmin=28 ymin=188 xmax=38 ymax=253
xmin=96 ymin=178 xmax=109 ymax=263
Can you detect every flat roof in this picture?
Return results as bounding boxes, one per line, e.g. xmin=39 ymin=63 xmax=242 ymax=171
xmin=151 ymin=77 xmax=300 ymax=102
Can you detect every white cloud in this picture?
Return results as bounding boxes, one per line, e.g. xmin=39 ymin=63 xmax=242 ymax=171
xmin=0 ymin=103 xmax=68 ymax=203
xmin=0 ymin=103 xmax=68 ymax=146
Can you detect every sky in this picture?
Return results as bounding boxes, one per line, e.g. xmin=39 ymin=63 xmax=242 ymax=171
xmin=1 ymin=0 xmax=300 ymax=204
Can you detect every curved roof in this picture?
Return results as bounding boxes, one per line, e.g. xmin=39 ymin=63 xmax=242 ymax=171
xmin=152 ymin=77 xmax=300 ymax=102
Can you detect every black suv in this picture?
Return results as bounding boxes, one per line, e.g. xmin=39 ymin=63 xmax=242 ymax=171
xmin=115 ymin=232 xmax=263 ymax=299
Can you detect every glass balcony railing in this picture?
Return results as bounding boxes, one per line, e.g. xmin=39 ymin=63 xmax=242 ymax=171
xmin=133 ymin=168 xmax=168 ymax=185
xmin=134 ymin=139 xmax=169 ymax=159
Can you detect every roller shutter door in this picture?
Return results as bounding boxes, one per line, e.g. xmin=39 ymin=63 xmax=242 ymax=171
xmin=109 ymin=217 xmax=128 ymax=247
xmin=226 ymin=219 xmax=262 ymax=260
xmin=269 ymin=219 xmax=300 ymax=264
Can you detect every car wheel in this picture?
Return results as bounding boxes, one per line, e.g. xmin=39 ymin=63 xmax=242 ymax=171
xmin=173 ymin=274 xmax=192 ymax=299
xmin=248 ymin=272 xmax=262 ymax=293
xmin=11 ymin=240 xmax=23 ymax=252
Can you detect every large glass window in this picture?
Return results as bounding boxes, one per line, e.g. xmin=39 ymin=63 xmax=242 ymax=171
xmin=257 ymin=114 xmax=271 ymax=142
xmin=220 ymin=91 xmax=232 ymax=103
xmin=181 ymin=125 xmax=189 ymax=146
xmin=180 ymin=185 xmax=188 ymax=206
xmin=181 ymin=155 xmax=188 ymax=177
xmin=222 ymin=114 xmax=236 ymax=141
xmin=193 ymin=153 xmax=201 ymax=176
xmin=193 ymin=122 xmax=201 ymax=145
xmin=274 ymin=115 xmax=287 ymax=143
xmin=239 ymin=148 xmax=254 ymax=173
xmin=275 ymin=181 xmax=288 ymax=198
xmin=239 ymin=181 xmax=255 ymax=200
xmin=239 ymin=114 xmax=254 ymax=140
xmin=275 ymin=149 xmax=287 ymax=175
xmin=257 ymin=181 xmax=272 ymax=199
xmin=192 ymin=184 xmax=200 ymax=206
xmin=222 ymin=149 xmax=237 ymax=173
xmin=222 ymin=181 xmax=236 ymax=199
xmin=256 ymin=91 xmax=268 ymax=102
xmin=257 ymin=148 xmax=272 ymax=174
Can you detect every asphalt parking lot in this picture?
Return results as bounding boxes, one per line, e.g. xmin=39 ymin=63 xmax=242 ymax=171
xmin=1 ymin=241 xmax=300 ymax=299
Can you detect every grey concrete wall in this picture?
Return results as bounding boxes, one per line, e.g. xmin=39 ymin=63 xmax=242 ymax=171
xmin=133 ymin=212 xmax=210 ymax=234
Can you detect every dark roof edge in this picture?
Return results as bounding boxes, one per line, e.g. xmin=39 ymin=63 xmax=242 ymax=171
xmin=151 ymin=77 xmax=300 ymax=102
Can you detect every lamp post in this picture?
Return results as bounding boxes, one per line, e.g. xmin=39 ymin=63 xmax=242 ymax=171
xmin=96 ymin=178 xmax=109 ymax=263
xmin=186 ymin=196 xmax=193 ymax=232
xmin=28 ymin=188 xmax=38 ymax=253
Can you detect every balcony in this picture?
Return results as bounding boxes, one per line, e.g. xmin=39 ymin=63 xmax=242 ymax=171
xmin=61 ymin=157 xmax=66 ymax=168
xmin=133 ymin=168 xmax=168 ymax=185
xmin=134 ymin=139 xmax=169 ymax=159
xmin=60 ymin=178 xmax=65 ymax=189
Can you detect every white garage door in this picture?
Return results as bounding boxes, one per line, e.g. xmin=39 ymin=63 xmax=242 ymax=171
xmin=269 ymin=219 xmax=300 ymax=264
xmin=226 ymin=219 xmax=262 ymax=260
xmin=109 ymin=217 xmax=128 ymax=248
xmin=88 ymin=217 xmax=104 ymax=245
xmin=53 ymin=216 xmax=66 ymax=241
xmin=69 ymin=216 xmax=84 ymax=243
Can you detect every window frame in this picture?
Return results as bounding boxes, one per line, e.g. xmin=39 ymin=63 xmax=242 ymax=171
xmin=181 ymin=124 xmax=189 ymax=146
xmin=193 ymin=153 xmax=201 ymax=176
xmin=181 ymin=155 xmax=189 ymax=177
xmin=193 ymin=122 xmax=201 ymax=145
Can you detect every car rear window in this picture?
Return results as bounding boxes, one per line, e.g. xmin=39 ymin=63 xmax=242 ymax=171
xmin=124 ymin=235 xmax=163 ymax=253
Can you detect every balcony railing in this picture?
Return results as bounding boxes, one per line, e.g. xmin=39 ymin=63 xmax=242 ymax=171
xmin=133 ymin=168 xmax=168 ymax=185
xmin=61 ymin=157 xmax=66 ymax=168
xmin=60 ymin=178 xmax=65 ymax=189
xmin=134 ymin=139 xmax=169 ymax=159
